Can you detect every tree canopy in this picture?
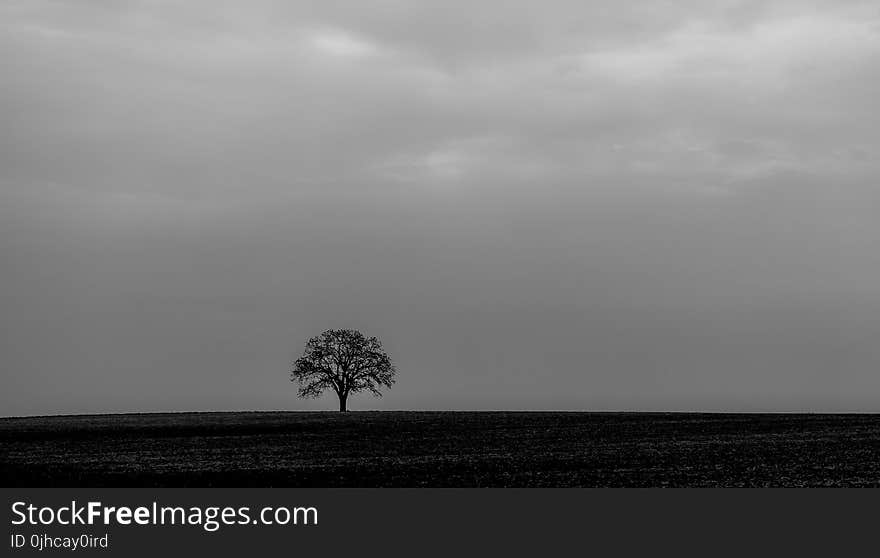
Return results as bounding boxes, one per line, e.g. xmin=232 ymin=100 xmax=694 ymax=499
xmin=290 ymin=329 xmax=396 ymax=411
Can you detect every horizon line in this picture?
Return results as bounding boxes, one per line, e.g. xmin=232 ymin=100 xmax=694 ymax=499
xmin=3 ymin=408 xmax=880 ymax=420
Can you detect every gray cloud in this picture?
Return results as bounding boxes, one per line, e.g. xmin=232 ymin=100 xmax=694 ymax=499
xmin=2 ymin=0 xmax=880 ymax=415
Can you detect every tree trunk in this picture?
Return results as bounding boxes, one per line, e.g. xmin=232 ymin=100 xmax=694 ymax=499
xmin=338 ymin=393 xmax=348 ymax=412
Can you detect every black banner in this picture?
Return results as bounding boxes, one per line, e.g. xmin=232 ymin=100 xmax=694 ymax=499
xmin=1 ymin=489 xmax=870 ymax=556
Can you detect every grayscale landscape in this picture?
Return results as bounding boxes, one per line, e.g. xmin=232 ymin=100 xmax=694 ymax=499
xmin=3 ymin=1 xmax=880 ymax=489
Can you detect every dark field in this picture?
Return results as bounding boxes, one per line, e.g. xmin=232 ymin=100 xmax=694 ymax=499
xmin=3 ymin=412 xmax=880 ymax=487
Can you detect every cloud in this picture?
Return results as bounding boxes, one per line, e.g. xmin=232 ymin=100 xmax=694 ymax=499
xmin=2 ymin=0 xmax=878 ymax=198
xmin=305 ymin=27 xmax=381 ymax=59
xmin=582 ymin=13 xmax=880 ymax=83
xmin=2 ymin=0 xmax=880 ymax=413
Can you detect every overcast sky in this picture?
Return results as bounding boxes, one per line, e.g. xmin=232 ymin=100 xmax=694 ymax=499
xmin=2 ymin=0 xmax=880 ymax=415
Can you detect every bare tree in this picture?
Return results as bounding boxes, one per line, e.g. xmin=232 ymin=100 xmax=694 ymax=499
xmin=290 ymin=329 xmax=396 ymax=412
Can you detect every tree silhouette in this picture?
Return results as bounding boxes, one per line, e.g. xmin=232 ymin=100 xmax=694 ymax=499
xmin=290 ymin=329 xmax=396 ymax=412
